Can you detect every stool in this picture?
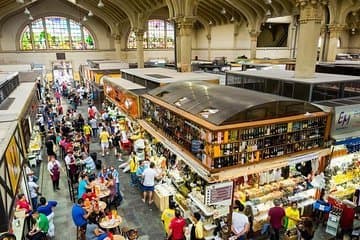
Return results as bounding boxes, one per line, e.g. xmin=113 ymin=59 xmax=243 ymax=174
xmin=76 ymin=226 xmax=86 ymax=240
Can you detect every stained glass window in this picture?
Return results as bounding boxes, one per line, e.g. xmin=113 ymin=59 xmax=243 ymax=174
xmin=127 ymin=19 xmax=174 ymax=49
xmin=20 ymin=16 xmax=95 ymax=50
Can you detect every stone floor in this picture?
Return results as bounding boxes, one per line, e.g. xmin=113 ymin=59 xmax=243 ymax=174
xmin=31 ymin=94 xmax=348 ymax=240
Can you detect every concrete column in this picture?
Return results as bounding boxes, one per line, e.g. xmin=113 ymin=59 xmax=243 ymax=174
xmin=207 ymin=34 xmax=211 ymax=61
xmin=294 ymin=0 xmax=324 ymax=78
xmin=326 ymin=25 xmax=345 ymax=62
xmin=249 ymin=31 xmax=260 ymax=60
xmin=135 ymin=30 xmax=145 ymax=68
xmin=179 ymin=18 xmax=194 ymax=72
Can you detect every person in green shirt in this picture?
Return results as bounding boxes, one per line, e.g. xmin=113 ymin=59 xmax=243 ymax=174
xmin=26 ymin=210 xmax=49 ymax=240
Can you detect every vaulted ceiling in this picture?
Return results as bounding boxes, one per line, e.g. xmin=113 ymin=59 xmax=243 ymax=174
xmin=0 ymin=0 xmax=359 ymax=34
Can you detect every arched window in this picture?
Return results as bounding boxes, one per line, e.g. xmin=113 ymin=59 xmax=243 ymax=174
xmin=127 ymin=19 xmax=174 ymax=49
xmin=20 ymin=16 xmax=95 ymax=50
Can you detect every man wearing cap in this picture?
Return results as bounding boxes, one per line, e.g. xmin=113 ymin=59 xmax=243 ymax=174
xmin=267 ymin=199 xmax=285 ymax=240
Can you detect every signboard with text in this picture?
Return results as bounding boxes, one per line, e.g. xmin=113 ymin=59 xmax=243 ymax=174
xmin=205 ymin=181 xmax=233 ymax=206
xmin=332 ymin=105 xmax=360 ymax=136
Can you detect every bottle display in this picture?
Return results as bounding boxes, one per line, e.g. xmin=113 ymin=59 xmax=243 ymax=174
xmin=142 ymin=98 xmax=328 ymax=170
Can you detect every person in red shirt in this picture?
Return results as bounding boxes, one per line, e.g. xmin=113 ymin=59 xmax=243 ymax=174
xmin=267 ymin=199 xmax=285 ymax=240
xmin=15 ymin=193 xmax=33 ymax=231
xmin=81 ymin=188 xmax=97 ymax=201
xmin=169 ymin=209 xmax=187 ymax=240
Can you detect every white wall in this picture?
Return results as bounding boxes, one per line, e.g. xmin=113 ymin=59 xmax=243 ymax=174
xmin=192 ymin=23 xmax=291 ymax=61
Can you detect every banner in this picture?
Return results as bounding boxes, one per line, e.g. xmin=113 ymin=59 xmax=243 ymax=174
xmin=5 ymin=136 xmax=21 ymax=194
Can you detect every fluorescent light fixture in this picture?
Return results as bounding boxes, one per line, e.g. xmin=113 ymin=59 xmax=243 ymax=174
xmin=97 ymin=0 xmax=104 ymax=8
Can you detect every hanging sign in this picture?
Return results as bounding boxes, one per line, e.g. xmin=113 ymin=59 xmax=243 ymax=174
xmin=205 ymin=181 xmax=233 ymax=206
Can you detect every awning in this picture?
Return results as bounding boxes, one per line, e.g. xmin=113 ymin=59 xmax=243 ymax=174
xmin=332 ymin=131 xmax=360 ymax=145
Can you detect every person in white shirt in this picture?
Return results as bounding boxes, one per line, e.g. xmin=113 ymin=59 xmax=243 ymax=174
xmin=28 ymin=179 xmax=39 ymax=209
xmin=47 ymin=156 xmax=64 ymax=192
xmin=141 ymin=162 xmax=162 ymax=205
xmin=231 ymin=202 xmax=249 ymax=240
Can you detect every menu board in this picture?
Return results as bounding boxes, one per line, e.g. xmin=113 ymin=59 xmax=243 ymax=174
xmin=205 ymin=181 xmax=233 ymax=206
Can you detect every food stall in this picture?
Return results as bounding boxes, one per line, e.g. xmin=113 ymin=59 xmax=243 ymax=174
xmin=138 ymin=81 xmax=332 ymax=238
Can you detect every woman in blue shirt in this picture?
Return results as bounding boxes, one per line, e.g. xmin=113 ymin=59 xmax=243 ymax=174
xmin=78 ymin=174 xmax=90 ymax=200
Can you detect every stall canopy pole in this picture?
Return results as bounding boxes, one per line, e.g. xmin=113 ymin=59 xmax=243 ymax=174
xmin=226 ymin=180 xmax=235 ymax=239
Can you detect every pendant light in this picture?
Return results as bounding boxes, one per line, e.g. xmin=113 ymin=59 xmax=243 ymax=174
xmin=82 ymin=16 xmax=88 ymax=22
xmin=16 ymin=0 xmax=25 ymax=3
xmin=29 ymin=15 xmax=34 ymax=21
xmin=97 ymin=0 xmax=104 ymax=8
xmin=88 ymin=10 xmax=93 ymax=17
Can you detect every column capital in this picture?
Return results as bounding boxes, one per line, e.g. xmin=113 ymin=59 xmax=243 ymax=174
xmin=177 ymin=18 xmax=194 ymax=36
xmin=113 ymin=34 xmax=121 ymax=41
xmin=249 ymin=30 xmax=261 ymax=40
xmin=328 ymin=24 xmax=346 ymax=37
xmin=296 ymin=0 xmax=327 ymax=24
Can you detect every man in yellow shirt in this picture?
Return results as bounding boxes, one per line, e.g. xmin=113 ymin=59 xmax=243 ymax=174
xmin=99 ymin=128 xmax=110 ymax=157
xmin=129 ymin=153 xmax=138 ymax=186
xmin=192 ymin=212 xmax=204 ymax=240
xmin=161 ymin=202 xmax=176 ymax=238
xmin=285 ymin=201 xmax=300 ymax=230
xmin=83 ymin=122 xmax=92 ymax=143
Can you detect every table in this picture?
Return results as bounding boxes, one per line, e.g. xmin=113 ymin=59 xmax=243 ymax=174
xmin=99 ymin=215 xmax=122 ymax=232
xmin=84 ymin=200 xmax=107 ymax=211
xmin=91 ymin=179 xmax=111 ymax=199
xmin=113 ymin=235 xmax=125 ymax=240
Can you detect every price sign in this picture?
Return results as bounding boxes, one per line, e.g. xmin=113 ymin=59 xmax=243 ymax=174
xmin=205 ymin=181 xmax=233 ymax=206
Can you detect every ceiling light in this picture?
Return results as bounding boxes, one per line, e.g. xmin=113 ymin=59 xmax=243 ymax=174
xmin=28 ymin=15 xmax=34 ymax=21
xmin=265 ymin=0 xmax=272 ymax=4
xmin=97 ymin=0 xmax=104 ymax=8
xmin=220 ymin=8 xmax=226 ymax=15
xmin=268 ymin=23 xmax=272 ymax=29
xmin=266 ymin=9 xmax=272 ymax=17
xmin=209 ymin=20 xmax=213 ymax=25
xmin=16 ymin=0 xmax=24 ymax=3
xmin=230 ymin=16 xmax=235 ymax=22
xmin=82 ymin=16 xmax=87 ymax=22
xmin=88 ymin=10 xmax=93 ymax=17
xmin=24 ymin=7 xmax=30 ymax=15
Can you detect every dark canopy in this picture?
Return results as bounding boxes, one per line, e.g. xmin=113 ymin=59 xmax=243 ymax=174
xmin=147 ymin=81 xmax=324 ymax=126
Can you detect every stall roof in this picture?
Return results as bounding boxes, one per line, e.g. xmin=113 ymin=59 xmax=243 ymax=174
xmin=121 ymin=68 xmax=222 ymax=84
xmin=0 ymin=82 xmax=36 ymax=120
xmin=0 ymin=72 xmax=18 ymax=86
xmin=315 ymin=96 xmax=360 ymax=107
xmin=0 ymin=121 xmax=17 ymax=159
xmin=228 ymin=69 xmax=360 ymax=84
xmin=147 ymin=81 xmax=323 ymax=126
xmin=103 ymin=77 xmax=148 ymax=95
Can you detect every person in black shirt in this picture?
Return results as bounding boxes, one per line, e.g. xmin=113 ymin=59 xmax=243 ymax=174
xmin=45 ymin=131 xmax=57 ymax=161
xmin=297 ymin=218 xmax=314 ymax=240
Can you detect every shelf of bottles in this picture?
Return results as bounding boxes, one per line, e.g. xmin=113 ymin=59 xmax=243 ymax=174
xmin=208 ymin=117 xmax=327 ymax=169
xmin=141 ymin=98 xmax=329 ymax=171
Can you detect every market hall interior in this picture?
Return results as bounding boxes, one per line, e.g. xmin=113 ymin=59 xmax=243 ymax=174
xmin=0 ymin=0 xmax=360 ymax=240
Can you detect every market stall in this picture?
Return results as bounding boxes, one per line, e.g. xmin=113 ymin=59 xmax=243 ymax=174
xmin=138 ymin=81 xmax=332 ymax=239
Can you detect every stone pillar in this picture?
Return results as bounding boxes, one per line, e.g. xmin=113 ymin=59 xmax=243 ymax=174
xmin=326 ymin=25 xmax=345 ymax=62
xmin=175 ymin=22 xmax=182 ymax=71
xmin=249 ymin=31 xmax=260 ymax=60
xmin=114 ymin=35 xmax=123 ymax=60
xmin=294 ymin=0 xmax=324 ymax=78
xmin=318 ymin=26 xmax=326 ymax=62
xmin=207 ymin=33 xmax=211 ymax=61
xmin=178 ymin=18 xmax=194 ymax=72
xmin=135 ymin=30 xmax=145 ymax=68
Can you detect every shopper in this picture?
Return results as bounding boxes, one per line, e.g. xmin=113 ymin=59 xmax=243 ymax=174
xmin=296 ymin=218 xmax=314 ymax=240
xmin=28 ymin=178 xmax=40 ymax=209
xmin=168 ymin=209 xmax=187 ymax=240
xmin=78 ymin=173 xmax=91 ymax=200
xmin=161 ymin=201 xmax=176 ymax=238
xmin=141 ymin=161 xmax=162 ymax=205
xmin=267 ymin=199 xmax=285 ymax=240
xmin=99 ymin=127 xmax=110 ymax=156
xmin=37 ymin=197 xmax=58 ymax=238
xmin=231 ymin=202 xmax=249 ymax=240
xmin=285 ymin=202 xmax=300 ymax=230
xmin=26 ymin=210 xmax=49 ymax=240
xmin=15 ymin=193 xmax=33 ymax=231
xmin=72 ymin=198 xmax=92 ymax=240
xmin=47 ymin=155 xmax=63 ymax=192
xmin=110 ymin=165 xmax=120 ymax=194
xmin=85 ymin=213 xmax=110 ymax=240
xmin=89 ymin=117 xmax=98 ymax=139
xmin=83 ymin=121 xmax=92 ymax=143
xmin=190 ymin=212 xmax=204 ymax=240
xmin=129 ymin=153 xmax=138 ymax=187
